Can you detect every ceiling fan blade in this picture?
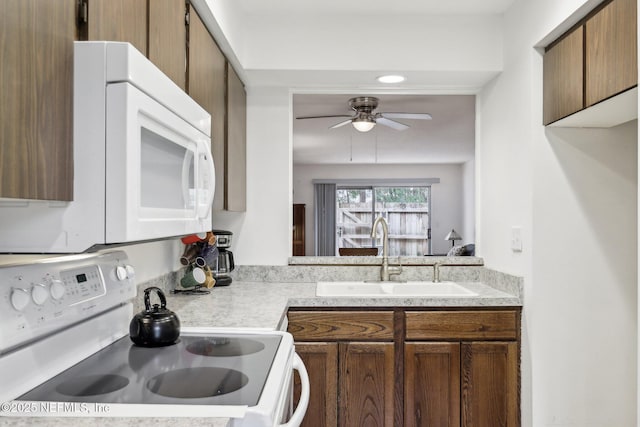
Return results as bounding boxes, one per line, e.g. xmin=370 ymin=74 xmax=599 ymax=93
xmin=296 ymin=114 xmax=353 ymax=120
xmin=329 ymin=119 xmax=353 ymax=129
xmin=377 ymin=117 xmax=409 ymax=131
xmin=380 ymin=112 xmax=432 ymax=120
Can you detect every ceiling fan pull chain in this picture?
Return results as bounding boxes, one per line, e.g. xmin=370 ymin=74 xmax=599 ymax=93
xmin=375 ymin=131 xmax=378 ymax=163
xmin=350 ymin=133 xmax=353 ymax=162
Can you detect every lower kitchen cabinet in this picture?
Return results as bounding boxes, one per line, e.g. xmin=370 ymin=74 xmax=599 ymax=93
xmin=340 ymin=342 xmax=395 ymax=427
xmin=289 ymin=308 xmax=520 ymax=427
xmin=405 ymin=342 xmax=460 ymax=427
xmin=294 ymin=343 xmax=338 ymax=427
xmin=461 ymin=342 xmax=519 ymax=427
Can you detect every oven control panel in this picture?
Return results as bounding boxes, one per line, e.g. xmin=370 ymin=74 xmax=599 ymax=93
xmin=0 ymin=251 xmax=136 ymax=354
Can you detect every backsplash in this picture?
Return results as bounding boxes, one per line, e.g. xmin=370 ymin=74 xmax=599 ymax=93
xmin=231 ymin=264 xmax=482 ymax=283
xmin=132 ymin=270 xmax=181 ymax=314
xmin=480 ymin=267 xmax=523 ymax=297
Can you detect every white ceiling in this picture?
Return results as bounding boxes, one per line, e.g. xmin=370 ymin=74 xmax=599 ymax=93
xmin=225 ymin=1 xmax=511 ymax=165
xmin=236 ymin=0 xmax=515 ymax=16
xmin=293 ymin=94 xmax=475 ymax=165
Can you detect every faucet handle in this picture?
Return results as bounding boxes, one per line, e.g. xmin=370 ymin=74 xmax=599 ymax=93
xmin=432 ymin=261 xmax=442 ymax=283
xmin=389 ymin=257 xmax=403 ymax=277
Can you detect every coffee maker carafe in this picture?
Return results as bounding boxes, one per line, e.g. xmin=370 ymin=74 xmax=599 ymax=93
xmin=212 ymin=230 xmax=234 ymax=286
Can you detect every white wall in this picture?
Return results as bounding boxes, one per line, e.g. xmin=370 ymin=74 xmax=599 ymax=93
xmin=293 ymin=163 xmax=467 ymax=256
xmin=479 ymin=1 xmax=638 ymax=426
xmin=212 ymin=87 xmax=292 ymax=265
xmin=461 ymin=159 xmax=475 ymax=247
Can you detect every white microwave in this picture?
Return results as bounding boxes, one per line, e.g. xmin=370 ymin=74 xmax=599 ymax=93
xmin=0 ymin=42 xmax=215 ymax=253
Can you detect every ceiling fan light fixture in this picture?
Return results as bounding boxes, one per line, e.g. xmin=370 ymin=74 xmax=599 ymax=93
xmin=352 ymin=117 xmax=376 ymax=132
xmin=376 ymin=75 xmax=406 ymax=84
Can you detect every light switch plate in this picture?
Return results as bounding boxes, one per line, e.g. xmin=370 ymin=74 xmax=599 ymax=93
xmin=511 ymin=226 xmax=523 ymax=252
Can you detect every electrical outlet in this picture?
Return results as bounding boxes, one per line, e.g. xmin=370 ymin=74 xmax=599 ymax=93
xmin=511 ymin=226 xmax=523 ymax=252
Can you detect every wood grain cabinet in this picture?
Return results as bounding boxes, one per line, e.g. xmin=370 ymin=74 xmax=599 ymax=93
xmin=225 ymin=63 xmax=247 ymax=212
xmin=543 ymin=27 xmax=584 ymax=125
xmin=288 ymin=308 xmax=520 ymax=427
xmin=404 ymin=342 xmax=460 ymax=427
xmin=149 ymin=0 xmax=187 ymax=90
xmin=0 ymin=0 xmax=76 ymax=200
xmin=461 ymin=342 xmax=518 ymax=427
xmin=80 ymin=0 xmax=148 ymax=55
xmin=543 ymin=0 xmax=637 ymax=125
xmin=405 ymin=310 xmax=519 ymax=427
xmin=584 ymin=0 xmax=637 ymax=107
xmin=186 ymin=6 xmax=247 ymax=213
xmin=1 ymin=0 xmax=150 ymax=201
xmin=186 ymin=4 xmax=227 ymax=212
xmin=288 ymin=311 xmax=395 ymax=427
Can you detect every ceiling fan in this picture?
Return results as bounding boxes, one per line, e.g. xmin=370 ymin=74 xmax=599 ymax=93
xmin=295 ymin=96 xmax=432 ymax=132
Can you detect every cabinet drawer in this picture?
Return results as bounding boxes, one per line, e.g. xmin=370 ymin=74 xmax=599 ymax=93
xmin=406 ymin=310 xmax=518 ymax=340
xmin=288 ymin=311 xmax=394 ymax=341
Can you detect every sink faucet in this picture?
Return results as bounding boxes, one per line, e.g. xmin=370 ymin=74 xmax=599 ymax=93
xmin=370 ymin=216 xmax=402 ymax=281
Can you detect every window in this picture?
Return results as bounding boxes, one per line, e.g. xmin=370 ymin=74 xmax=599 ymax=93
xmin=336 ymin=186 xmax=431 ymax=256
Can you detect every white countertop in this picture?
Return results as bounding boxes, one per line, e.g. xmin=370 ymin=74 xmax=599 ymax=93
xmin=167 ymin=280 xmax=521 ymax=331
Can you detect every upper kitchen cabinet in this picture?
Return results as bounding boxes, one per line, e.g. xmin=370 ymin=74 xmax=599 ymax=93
xmin=186 ymin=4 xmax=227 ymax=212
xmin=0 ymin=0 xmax=76 ymax=200
xmin=543 ymin=27 xmax=584 ymax=125
xmin=149 ymin=0 xmax=187 ymax=90
xmin=585 ymin=0 xmax=637 ymax=107
xmin=225 ymin=64 xmax=247 ymax=212
xmin=78 ymin=0 xmax=148 ymax=55
xmin=543 ymin=0 xmax=637 ymax=126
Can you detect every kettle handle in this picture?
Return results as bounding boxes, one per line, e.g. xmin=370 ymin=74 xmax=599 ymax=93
xmin=143 ymin=287 xmax=167 ymax=312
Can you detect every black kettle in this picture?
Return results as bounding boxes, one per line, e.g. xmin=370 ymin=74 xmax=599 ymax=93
xmin=130 ymin=287 xmax=180 ymax=347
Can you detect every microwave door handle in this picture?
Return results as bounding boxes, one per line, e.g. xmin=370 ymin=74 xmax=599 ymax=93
xmin=181 ymin=150 xmax=194 ymax=210
xmin=196 ymin=140 xmax=215 ymax=219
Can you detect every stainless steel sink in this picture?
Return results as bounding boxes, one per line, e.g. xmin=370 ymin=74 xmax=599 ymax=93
xmin=315 ymin=281 xmax=478 ymax=297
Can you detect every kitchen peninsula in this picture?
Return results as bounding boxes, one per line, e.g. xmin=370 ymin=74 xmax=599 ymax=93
xmin=4 ymin=261 xmax=521 ymax=427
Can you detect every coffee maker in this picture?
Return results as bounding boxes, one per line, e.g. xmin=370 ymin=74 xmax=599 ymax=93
xmin=212 ymin=230 xmax=234 ymax=286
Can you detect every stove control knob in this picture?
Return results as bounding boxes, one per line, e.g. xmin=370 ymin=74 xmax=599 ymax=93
xmin=32 ymin=284 xmax=49 ymax=305
xmin=50 ymin=279 xmax=65 ymax=300
xmin=10 ymin=288 xmax=30 ymax=311
xmin=125 ymin=265 xmax=135 ymax=279
xmin=116 ymin=266 xmax=128 ymax=281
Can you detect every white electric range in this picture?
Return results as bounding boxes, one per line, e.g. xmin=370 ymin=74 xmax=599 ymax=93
xmin=0 ymin=251 xmax=308 ymax=426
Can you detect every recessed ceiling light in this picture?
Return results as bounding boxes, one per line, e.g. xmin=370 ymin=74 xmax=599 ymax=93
xmin=376 ymin=75 xmax=406 ymax=84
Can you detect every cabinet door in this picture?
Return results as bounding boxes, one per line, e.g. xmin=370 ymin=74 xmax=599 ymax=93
xmin=149 ymin=0 xmax=186 ymax=90
xmin=294 ymin=343 xmax=338 ymax=427
xmin=543 ymin=26 xmax=584 ymax=125
xmin=225 ymin=64 xmax=247 ymax=212
xmin=585 ymin=0 xmax=637 ymax=107
xmin=339 ymin=342 xmax=395 ymax=427
xmin=186 ymin=4 xmax=226 ymax=211
xmin=461 ymin=342 xmax=518 ymax=427
xmin=0 ymin=0 xmax=75 ymax=200
xmin=83 ymin=0 xmax=147 ymax=55
xmin=405 ymin=343 xmax=460 ymax=427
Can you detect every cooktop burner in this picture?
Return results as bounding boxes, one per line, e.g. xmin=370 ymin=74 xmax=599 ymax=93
xmin=19 ymin=332 xmax=282 ymax=406
xmin=56 ymin=374 xmax=129 ymax=397
xmin=147 ymin=367 xmax=248 ymax=398
xmin=186 ymin=337 xmax=266 ymax=357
